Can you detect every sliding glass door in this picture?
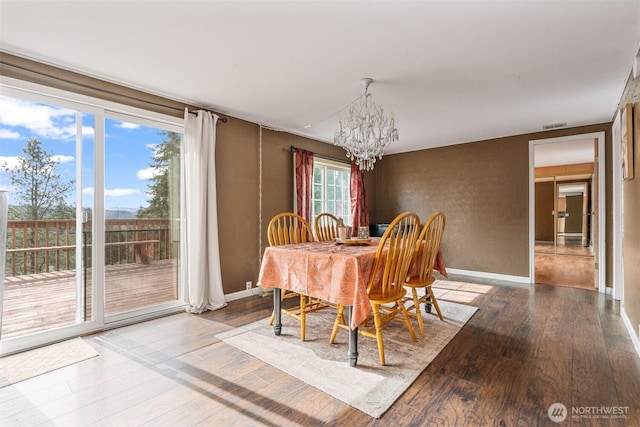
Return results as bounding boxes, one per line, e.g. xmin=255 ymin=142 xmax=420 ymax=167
xmin=103 ymin=116 xmax=182 ymax=320
xmin=0 ymin=92 xmax=94 ymax=342
xmin=1 ymin=83 xmax=184 ymax=353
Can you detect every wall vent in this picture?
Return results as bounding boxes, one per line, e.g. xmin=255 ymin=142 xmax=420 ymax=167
xmin=542 ymin=122 xmax=567 ymax=130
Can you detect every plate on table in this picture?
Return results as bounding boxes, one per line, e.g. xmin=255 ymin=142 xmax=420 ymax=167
xmin=336 ymin=238 xmax=371 ymax=246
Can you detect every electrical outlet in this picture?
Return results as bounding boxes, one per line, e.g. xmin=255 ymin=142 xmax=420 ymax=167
xmin=246 ymin=281 xmax=252 ymax=290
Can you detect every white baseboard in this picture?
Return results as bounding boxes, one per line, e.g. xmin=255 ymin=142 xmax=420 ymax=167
xmin=621 ymin=305 xmax=640 ymax=360
xmin=225 ymin=287 xmax=271 ymax=302
xmin=445 ymin=268 xmax=531 ymax=284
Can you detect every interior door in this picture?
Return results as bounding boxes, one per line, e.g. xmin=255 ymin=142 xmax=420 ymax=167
xmin=534 ymin=178 xmax=555 ymax=252
xmin=564 ymin=194 xmax=583 ymax=233
xmin=556 ymin=180 xmax=589 ymax=254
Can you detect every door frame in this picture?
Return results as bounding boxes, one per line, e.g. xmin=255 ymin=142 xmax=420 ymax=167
xmin=612 ymin=112 xmax=623 ymax=301
xmin=528 ymin=131 xmax=606 ymax=293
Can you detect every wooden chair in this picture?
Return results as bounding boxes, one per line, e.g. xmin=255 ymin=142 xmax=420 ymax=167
xmin=314 ymin=212 xmax=340 ymax=241
xmin=329 ymin=212 xmax=421 ymax=365
xmin=404 ymin=212 xmax=446 ymax=336
xmin=267 ymin=212 xmax=328 ymax=341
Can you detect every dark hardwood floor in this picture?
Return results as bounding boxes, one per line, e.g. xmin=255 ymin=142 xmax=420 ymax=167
xmin=1 ymin=275 xmax=639 ymax=426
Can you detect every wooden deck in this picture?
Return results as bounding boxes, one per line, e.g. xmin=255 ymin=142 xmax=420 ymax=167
xmin=1 ymin=259 xmax=179 ymax=338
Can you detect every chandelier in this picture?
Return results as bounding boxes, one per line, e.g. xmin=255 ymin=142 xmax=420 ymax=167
xmin=334 ymin=78 xmax=399 ymax=171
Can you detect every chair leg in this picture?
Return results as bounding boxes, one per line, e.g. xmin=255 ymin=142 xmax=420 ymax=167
xmin=426 ymin=286 xmax=443 ymax=321
xmin=411 ymin=287 xmax=425 ymax=336
xmin=330 ymin=305 xmax=345 ymax=343
xmin=398 ymin=300 xmax=418 ymax=342
xmin=371 ymin=304 xmax=386 ymax=365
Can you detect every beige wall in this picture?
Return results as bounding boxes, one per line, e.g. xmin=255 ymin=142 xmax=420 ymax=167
xmin=215 ymin=117 xmax=261 ymax=293
xmin=374 ymin=123 xmax=611 ymax=279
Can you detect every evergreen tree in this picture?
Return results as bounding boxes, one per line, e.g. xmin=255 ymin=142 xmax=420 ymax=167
xmin=137 ymin=131 xmax=181 ymax=218
xmin=1 ymin=137 xmax=76 ymax=273
xmin=1 ymin=137 xmax=75 ymax=220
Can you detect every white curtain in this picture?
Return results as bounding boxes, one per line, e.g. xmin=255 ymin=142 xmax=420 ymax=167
xmin=183 ymin=109 xmax=226 ymax=313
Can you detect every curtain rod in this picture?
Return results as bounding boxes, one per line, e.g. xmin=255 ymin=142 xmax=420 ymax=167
xmin=290 ymin=145 xmax=350 ymax=165
xmin=187 ymin=110 xmax=228 ymax=123
xmin=1 ymin=59 xmax=227 ymax=123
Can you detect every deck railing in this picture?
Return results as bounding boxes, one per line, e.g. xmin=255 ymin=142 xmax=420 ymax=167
xmin=4 ymin=218 xmax=176 ymax=277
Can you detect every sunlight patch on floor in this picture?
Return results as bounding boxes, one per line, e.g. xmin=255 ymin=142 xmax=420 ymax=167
xmin=432 ymin=280 xmax=493 ymax=304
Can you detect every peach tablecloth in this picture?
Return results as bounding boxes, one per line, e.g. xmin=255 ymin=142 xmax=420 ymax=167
xmin=258 ymin=238 xmax=447 ymax=329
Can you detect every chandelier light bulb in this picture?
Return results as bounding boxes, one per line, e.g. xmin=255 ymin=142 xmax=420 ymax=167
xmin=334 ymin=78 xmax=398 ymax=171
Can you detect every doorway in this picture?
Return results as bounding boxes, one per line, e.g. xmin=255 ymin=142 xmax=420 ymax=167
xmin=529 ymin=132 xmax=605 ymax=292
xmin=534 ymin=176 xmax=595 ymax=289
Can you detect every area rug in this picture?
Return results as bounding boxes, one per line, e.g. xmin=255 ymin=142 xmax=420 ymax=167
xmin=0 ymin=337 xmax=99 ymax=387
xmin=216 ymin=299 xmax=478 ymax=418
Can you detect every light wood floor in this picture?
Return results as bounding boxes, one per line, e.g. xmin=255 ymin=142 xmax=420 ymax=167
xmin=1 ymin=276 xmax=639 ymax=426
xmin=535 ymin=242 xmax=596 ymax=290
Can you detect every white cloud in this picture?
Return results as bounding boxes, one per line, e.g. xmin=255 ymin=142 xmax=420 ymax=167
xmin=146 ymin=143 xmax=161 ymax=158
xmin=0 ymin=156 xmax=21 ymax=170
xmin=1 ymin=154 xmax=74 ymax=170
xmin=136 ymin=167 xmax=161 ymax=180
xmin=0 ymin=95 xmax=77 ymax=140
xmin=82 ymin=126 xmax=95 ymax=137
xmin=116 ymin=122 xmax=140 ymax=129
xmin=105 ymin=188 xmax=140 ymax=197
xmin=0 ymin=128 xmax=20 ymax=139
xmin=51 ymin=155 xmax=75 ymax=164
xmin=83 ymin=187 xmax=140 ymax=197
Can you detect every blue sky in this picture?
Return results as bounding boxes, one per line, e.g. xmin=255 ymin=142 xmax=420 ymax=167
xmin=0 ymin=94 xmax=175 ymax=211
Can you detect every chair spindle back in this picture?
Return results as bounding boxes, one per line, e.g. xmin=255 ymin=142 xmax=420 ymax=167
xmin=267 ymin=213 xmax=314 ymax=246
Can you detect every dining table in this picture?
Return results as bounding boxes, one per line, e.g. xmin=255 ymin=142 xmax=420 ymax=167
xmin=257 ymin=237 xmax=447 ymax=367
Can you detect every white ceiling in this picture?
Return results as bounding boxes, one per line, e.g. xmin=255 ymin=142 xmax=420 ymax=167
xmin=1 ymin=0 xmax=640 ymax=161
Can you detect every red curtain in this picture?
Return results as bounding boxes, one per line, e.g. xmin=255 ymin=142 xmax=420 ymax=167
xmin=295 ymin=148 xmax=314 ymax=223
xmin=350 ymin=162 xmax=369 ymax=237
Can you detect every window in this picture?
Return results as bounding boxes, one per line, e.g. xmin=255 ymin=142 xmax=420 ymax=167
xmin=312 ymin=159 xmax=351 ymax=226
